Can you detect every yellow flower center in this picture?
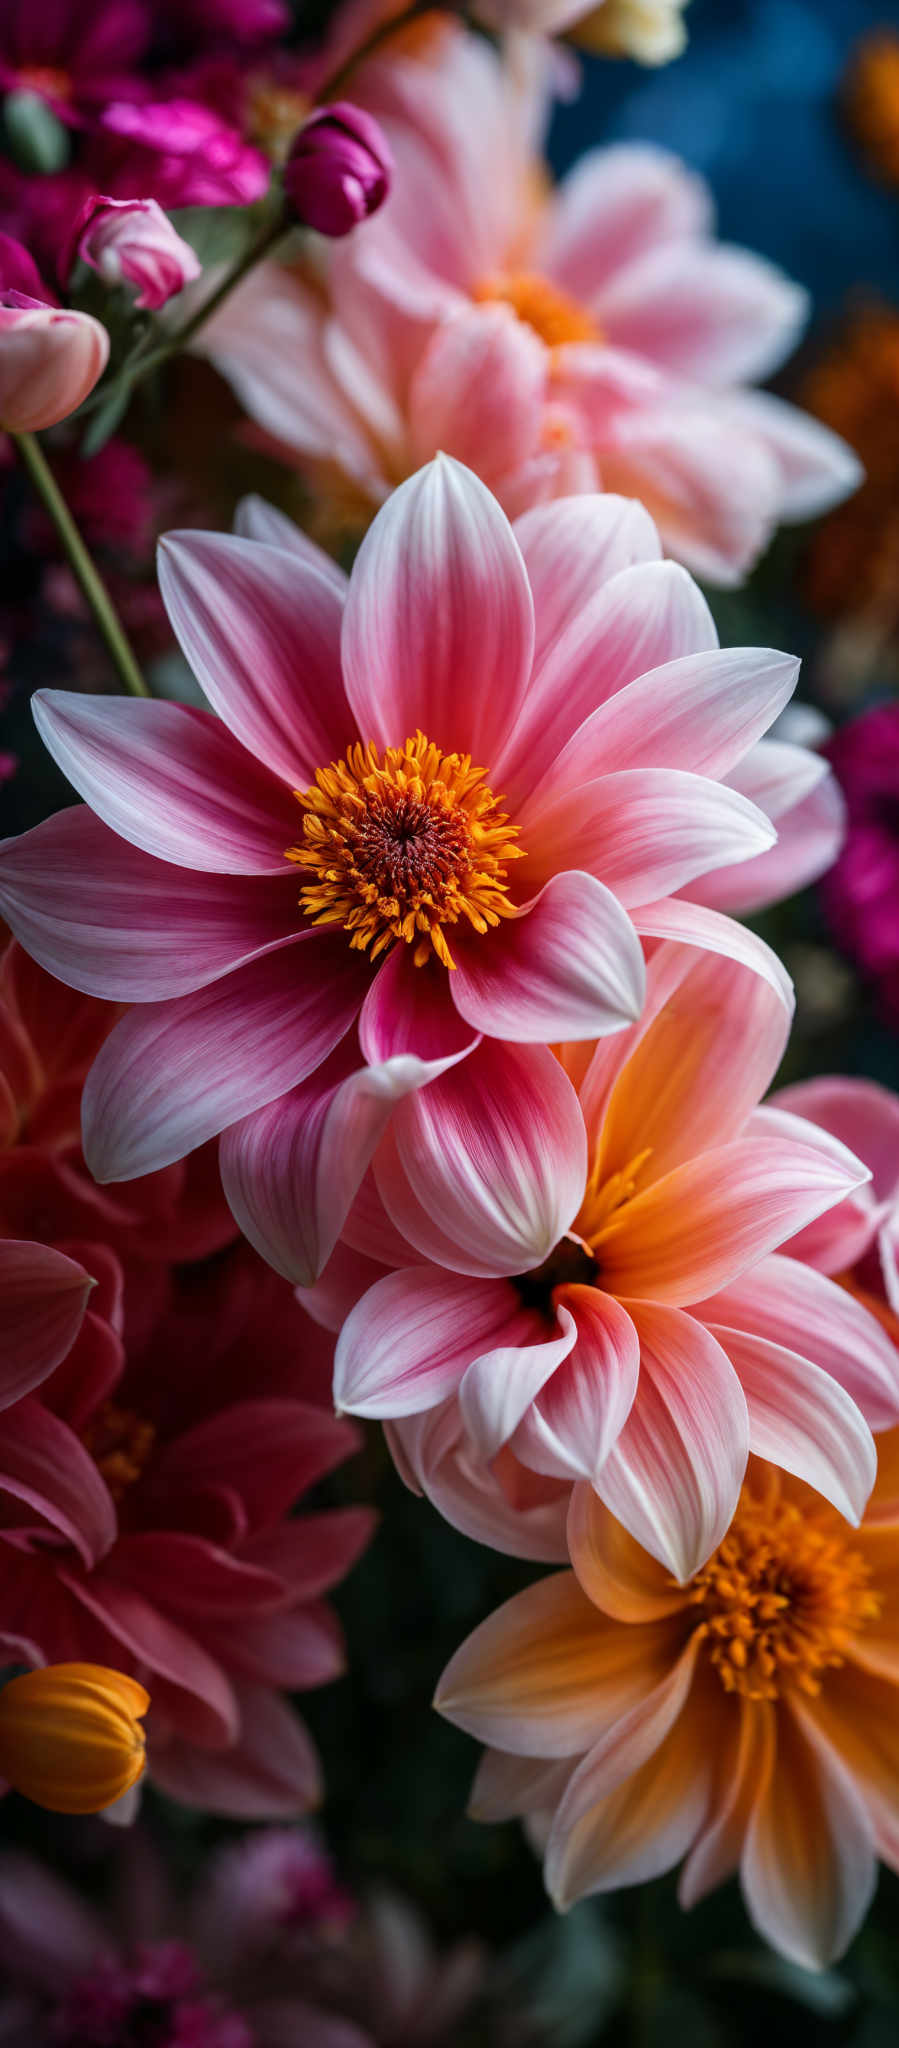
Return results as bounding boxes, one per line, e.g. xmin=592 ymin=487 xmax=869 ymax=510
xmin=689 ymin=1485 xmax=880 ymax=1702
xmin=0 ymin=1663 xmax=148 ymax=1814
xmin=575 ymin=1146 xmax=654 ymax=1248
xmin=81 ymin=1401 xmax=156 ymax=1503
xmin=844 ymin=30 xmax=899 ymax=186
xmin=288 ymin=732 xmax=524 ymax=969
xmin=473 ymin=272 xmax=602 ymax=349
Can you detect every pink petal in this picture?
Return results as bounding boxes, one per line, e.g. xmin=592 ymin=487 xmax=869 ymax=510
xmin=0 ymin=1240 xmax=93 ymax=1407
xmin=32 ymin=691 xmax=296 ymax=874
xmin=340 ymin=455 xmax=534 ymax=766
xmin=595 ymin=1304 xmax=749 ymax=1579
xmin=468 ymin=1749 xmax=574 ymax=1824
xmin=528 ymin=648 xmax=800 ymax=803
xmin=458 ymin=1303 xmax=579 ymax=1460
xmin=543 ymin=1636 xmax=706 ymax=1905
xmin=541 ymin=145 xmax=712 ymax=305
xmin=0 ymin=1849 xmax=112 ymax=1990
xmin=0 ymin=1398 xmax=116 ymax=1568
xmin=149 ymin=1682 xmax=321 ymax=1817
xmin=201 ymin=1603 xmax=344 ymax=1689
xmin=334 ymin=1268 xmax=539 ymax=1418
xmin=720 ymin=387 xmax=863 ymax=520
xmin=773 ymin=1076 xmax=899 ymax=1207
xmin=678 ymin=1697 xmax=772 ymax=1909
xmin=450 ymin=871 xmax=646 ymax=1044
xmin=220 ymin=1022 xmax=473 ymax=1287
xmin=741 ymin=1705 xmax=876 ymax=1970
xmin=498 ymin=560 xmax=717 ymax=800
xmin=387 ymin=1403 xmax=570 ymax=1562
xmin=156 ymin=1400 xmax=357 ymax=1528
xmin=585 ymin=395 xmax=782 ymax=587
xmin=512 ymin=492 xmax=661 ymax=677
xmin=232 ymin=495 xmax=349 ymax=594
xmin=203 ymin=259 xmax=378 ymax=479
xmin=509 ymin=1287 xmax=640 ymax=1484
xmin=689 ymin=762 xmax=845 ymax=915
xmin=597 ymin=241 xmax=807 ymax=386
xmin=106 ymin=1532 xmax=286 ymax=1617
xmin=598 ymin=1127 xmax=867 ymax=1307
xmin=81 ymin=938 xmax=367 ymax=1181
xmin=375 ymin=1039 xmax=587 ymax=1276
xmin=408 ymin=304 xmax=546 ymax=483
xmin=436 ymin=1569 xmax=684 ymax=1757
xmin=243 ymin=1506 xmax=376 ymax=1601
xmin=0 ymin=807 xmax=301 ymax=1001
xmin=707 ymin=1323 xmax=875 ymax=1523
xmin=519 ymin=769 xmax=775 ymax=906
xmin=567 ymin=1483 xmax=689 ymax=1623
xmin=632 ymin=894 xmax=795 ymax=1009
xmin=360 ymin=944 xmax=480 ymax=1065
xmin=157 ymin=530 xmax=352 ymax=788
xmin=694 ymin=1256 xmax=899 ymax=1434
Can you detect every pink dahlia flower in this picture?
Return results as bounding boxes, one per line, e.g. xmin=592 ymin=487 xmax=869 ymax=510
xmin=0 ymin=0 xmax=150 ymax=127
xmin=204 ymin=33 xmax=860 ymax=584
xmin=330 ymin=941 xmax=899 ymax=1580
xmin=0 ymin=464 xmax=810 ymax=1263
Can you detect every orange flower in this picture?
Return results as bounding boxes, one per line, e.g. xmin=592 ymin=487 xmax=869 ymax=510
xmin=437 ymin=1441 xmax=899 ymax=1969
xmin=0 ymin=1663 xmax=148 ymax=1814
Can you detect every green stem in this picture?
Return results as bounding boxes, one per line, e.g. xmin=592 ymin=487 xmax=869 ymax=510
xmin=13 ymin=430 xmax=150 ymax=698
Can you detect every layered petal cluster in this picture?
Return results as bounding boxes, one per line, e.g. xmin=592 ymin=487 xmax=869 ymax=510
xmin=331 ymin=941 xmax=899 ymax=1580
xmin=436 ymin=1446 xmax=899 ymax=1971
xmin=0 ymin=463 xmax=808 ymax=1262
xmin=774 ymin=1074 xmax=899 ymax=1331
xmin=204 ymin=32 xmax=859 ymax=584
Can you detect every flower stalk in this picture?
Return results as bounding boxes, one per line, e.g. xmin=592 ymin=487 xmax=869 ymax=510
xmin=12 ymin=428 xmax=150 ymax=698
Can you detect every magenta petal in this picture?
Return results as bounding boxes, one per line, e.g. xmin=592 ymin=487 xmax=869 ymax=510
xmin=341 ymin=455 xmax=535 ymax=765
xmin=149 ymin=1683 xmax=321 ymax=1818
xmin=106 ymin=1532 xmax=286 ymax=1617
xmin=0 ymin=1399 xmax=116 ymax=1568
xmin=334 ymin=1268 xmax=529 ymax=1418
xmin=360 ymin=943 xmax=479 ymax=1064
xmin=0 ymin=1241 xmax=93 ymax=1407
xmin=81 ymin=937 xmax=367 ymax=1182
xmin=708 ymin=1324 xmax=875 ymax=1525
xmin=32 ymin=691 xmax=296 ymax=874
xmin=0 ymin=807 xmax=301 ymax=1001
xmin=157 ymin=530 xmax=352 ymax=787
xmin=459 ymin=1303 xmax=579 ymax=1460
xmin=511 ymin=1289 xmax=640 ymax=1483
xmin=595 ymin=1303 xmax=749 ymax=1579
xmin=451 ymin=872 xmax=646 ymax=1043
xmin=156 ymin=1400 xmax=358 ymax=1528
xmin=375 ymin=1039 xmax=587 ymax=1277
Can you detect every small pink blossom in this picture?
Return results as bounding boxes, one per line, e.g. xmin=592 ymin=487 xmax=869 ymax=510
xmin=0 ymin=287 xmax=108 ymax=431
xmin=69 ymin=195 xmax=202 ymax=310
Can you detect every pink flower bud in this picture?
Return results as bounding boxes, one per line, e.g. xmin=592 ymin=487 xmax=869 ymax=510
xmin=0 ymin=241 xmax=109 ymax=431
xmin=69 ymin=196 xmax=202 ymax=311
xmin=284 ymin=102 xmax=393 ymax=238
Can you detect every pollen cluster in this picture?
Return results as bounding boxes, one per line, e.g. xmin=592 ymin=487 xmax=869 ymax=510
xmin=289 ymin=732 xmax=524 ymax=969
xmin=473 ymin=272 xmax=601 ymax=349
xmin=82 ymin=1401 xmax=156 ymax=1503
xmin=689 ymin=1485 xmax=880 ymax=1702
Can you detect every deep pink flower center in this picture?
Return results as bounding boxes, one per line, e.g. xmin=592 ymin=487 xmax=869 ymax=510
xmin=54 ymin=1941 xmax=252 ymax=2048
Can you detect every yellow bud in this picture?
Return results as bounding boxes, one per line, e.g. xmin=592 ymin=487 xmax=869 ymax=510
xmin=0 ymin=1663 xmax=149 ymax=1814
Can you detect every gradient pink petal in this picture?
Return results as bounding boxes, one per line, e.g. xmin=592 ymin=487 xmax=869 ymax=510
xmin=0 ymin=1241 xmax=93 ymax=1407
xmin=449 ymin=871 xmax=646 ymax=1044
xmin=334 ymin=1268 xmax=533 ymax=1418
xmin=508 ymin=1287 xmax=640 ymax=1485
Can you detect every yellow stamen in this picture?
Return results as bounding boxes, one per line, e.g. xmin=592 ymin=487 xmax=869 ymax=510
xmin=576 ymin=1146 xmax=654 ymax=1246
xmin=689 ymin=1487 xmax=880 ymax=1703
xmin=81 ymin=1401 xmax=156 ymax=1503
xmin=289 ymin=731 xmax=524 ymax=969
xmin=0 ymin=1663 xmax=149 ymax=1814
xmin=473 ymin=272 xmax=602 ymax=350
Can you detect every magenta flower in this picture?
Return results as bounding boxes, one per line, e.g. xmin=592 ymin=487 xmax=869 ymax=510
xmin=820 ymin=703 xmax=899 ymax=1026
xmin=284 ymin=104 xmax=394 ymax=238
xmin=329 ymin=943 xmax=899 ymax=1581
xmin=68 ymin=194 xmax=201 ymax=309
xmin=94 ymin=97 xmax=269 ymax=208
xmin=0 ymin=465 xmax=806 ymax=1270
xmin=0 ymin=0 xmax=150 ymax=126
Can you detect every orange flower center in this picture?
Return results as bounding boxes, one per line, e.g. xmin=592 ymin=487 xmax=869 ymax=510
xmin=689 ymin=1485 xmax=880 ymax=1702
xmin=800 ymin=306 xmax=899 ymax=625
xmin=575 ymin=1146 xmax=654 ymax=1248
xmin=844 ymin=30 xmax=899 ymax=186
xmin=81 ymin=1401 xmax=156 ymax=1503
xmin=288 ymin=732 xmax=523 ymax=969
xmin=473 ymin=272 xmax=602 ymax=349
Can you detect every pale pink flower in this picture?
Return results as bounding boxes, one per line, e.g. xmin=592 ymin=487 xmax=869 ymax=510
xmin=68 ymin=195 xmax=202 ymax=311
xmin=203 ymin=32 xmax=859 ymax=584
xmin=0 ymin=290 xmax=108 ymax=431
xmin=773 ymin=1076 xmax=899 ymax=1317
xmin=329 ymin=942 xmax=899 ymax=1580
xmin=0 ymin=465 xmax=799 ymax=1259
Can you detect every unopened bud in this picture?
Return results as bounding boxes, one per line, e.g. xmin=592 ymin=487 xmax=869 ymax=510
xmin=0 ymin=1663 xmax=149 ymax=1814
xmin=284 ymin=103 xmax=393 ymax=237
xmin=69 ymin=196 xmax=202 ymax=312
